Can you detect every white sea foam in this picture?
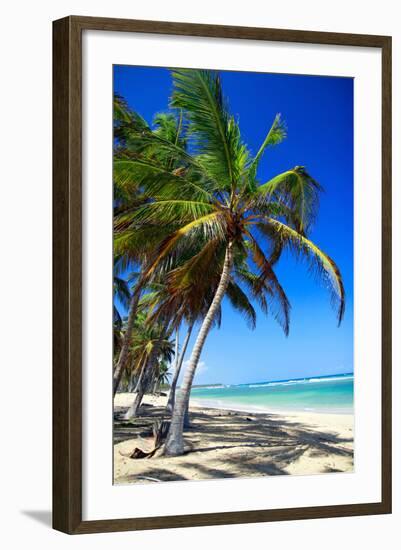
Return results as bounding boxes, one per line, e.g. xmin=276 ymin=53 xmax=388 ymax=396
xmin=307 ymin=375 xmax=354 ymax=383
xmin=248 ymin=380 xmax=299 ymax=388
xmin=247 ymin=375 xmax=354 ymax=388
xmin=192 ymin=375 xmax=354 ymax=392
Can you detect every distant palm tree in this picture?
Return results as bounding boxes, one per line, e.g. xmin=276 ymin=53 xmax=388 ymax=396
xmin=153 ymin=359 xmax=171 ymax=393
xmin=134 ymin=251 xmax=271 ymax=416
xmin=122 ymin=312 xmax=175 ymax=419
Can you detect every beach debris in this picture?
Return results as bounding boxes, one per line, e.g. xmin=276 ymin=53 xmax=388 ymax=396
xmin=119 ymin=419 xmax=170 ymax=459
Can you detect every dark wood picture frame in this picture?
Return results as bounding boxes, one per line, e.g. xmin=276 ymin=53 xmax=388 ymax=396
xmin=53 ymin=15 xmax=392 ymax=534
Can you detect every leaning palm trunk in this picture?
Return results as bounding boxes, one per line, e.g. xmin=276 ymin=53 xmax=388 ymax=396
xmin=166 ymin=329 xmax=179 ymax=405
xmin=164 ymin=242 xmax=234 ymax=456
xmin=183 ymin=401 xmax=190 ymax=429
xmin=174 ymin=329 xmax=179 ymax=370
xmin=123 ymin=362 xmax=147 ymax=419
xmin=113 ymin=287 xmax=142 ymax=396
xmin=123 ymin=351 xmax=156 ymax=420
xmin=128 ymin=365 xmax=139 ymax=393
xmin=124 ymin=381 xmax=146 ymax=419
xmin=166 ymin=323 xmax=193 ymax=413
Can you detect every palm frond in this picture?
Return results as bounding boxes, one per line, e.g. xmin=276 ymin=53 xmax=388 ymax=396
xmin=256 ymin=166 xmax=323 ymax=233
xmin=121 ymin=124 xmax=216 ymax=185
xmin=153 ymin=111 xmax=187 ymax=150
xmin=226 ymin=280 xmax=257 ymax=329
xmin=244 ymin=231 xmax=291 ymax=335
xmin=114 ymin=158 xmax=214 ymax=202
xmin=171 ymin=69 xmax=248 ymax=190
xmin=263 ymin=218 xmax=345 ymax=324
xmin=234 ymin=265 xmax=268 ymax=313
xmin=144 ymin=212 xmax=226 ymax=279
xmin=113 ymin=96 xmax=150 ymax=146
xmin=167 ymin=238 xmax=221 ymax=292
xmin=113 ymin=275 xmax=131 ymax=309
xmin=119 ymin=200 xmax=215 ymax=228
xmin=113 ymin=93 xmax=134 ymax=124
xmin=113 ymin=254 xmax=134 ymax=277
xmin=114 ymin=224 xmax=179 ymax=263
xmin=248 ymin=114 xmax=287 ymax=183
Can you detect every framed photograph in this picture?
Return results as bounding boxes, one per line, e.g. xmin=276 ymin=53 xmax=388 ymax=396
xmin=53 ymin=16 xmax=392 ymax=534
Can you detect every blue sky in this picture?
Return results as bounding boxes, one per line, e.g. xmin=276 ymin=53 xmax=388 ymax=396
xmin=114 ymin=65 xmax=354 ymax=385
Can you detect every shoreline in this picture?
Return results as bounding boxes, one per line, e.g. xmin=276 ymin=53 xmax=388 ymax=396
xmin=114 ymin=392 xmax=353 ymax=418
xmin=189 ymin=397 xmax=353 ymax=417
xmin=114 ymin=393 xmax=354 ymax=484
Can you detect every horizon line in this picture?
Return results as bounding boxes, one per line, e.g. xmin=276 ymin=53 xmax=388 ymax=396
xmin=191 ymin=371 xmax=354 ymax=388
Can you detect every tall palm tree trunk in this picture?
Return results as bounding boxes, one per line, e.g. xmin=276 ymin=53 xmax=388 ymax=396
xmin=183 ymin=401 xmax=190 ymax=429
xmin=175 ymin=329 xmax=179 ymax=367
xmin=133 ymin=361 xmax=146 ymax=392
xmin=124 ymin=378 xmax=146 ymax=419
xmin=113 ymin=288 xmax=142 ymax=396
xmin=166 ymin=323 xmax=193 ymax=413
xmin=167 ymin=329 xmax=179 ymax=400
xmin=123 ymin=360 xmax=147 ymax=419
xmin=128 ymin=364 xmax=138 ymax=392
xmin=123 ymin=350 xmax=157 ymax=420
xmin=164 ymin=242 xmax=234 ymax=456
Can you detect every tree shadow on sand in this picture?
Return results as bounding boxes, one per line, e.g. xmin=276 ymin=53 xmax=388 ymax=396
xmin=114 ymin=401 xmax=353 ymax=484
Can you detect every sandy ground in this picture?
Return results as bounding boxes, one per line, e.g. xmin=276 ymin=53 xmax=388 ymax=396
xmin=113 ymin=393 xmax=354 ymax=484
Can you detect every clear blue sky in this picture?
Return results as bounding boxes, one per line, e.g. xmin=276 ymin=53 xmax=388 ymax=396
xmin=114 ymin=65 xmax=354 ymax=385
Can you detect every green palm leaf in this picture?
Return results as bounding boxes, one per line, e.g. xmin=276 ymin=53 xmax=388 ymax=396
xmin=256 ymin=166 xmax=322 ymax=232
xmin=244 ymin=231 xmax=291 ymax=335
xmin=226 ymin=280 xmax=257 ymax=329
xmin=247 ymin=114 xmax=287 ymax=185
xmin=118 ymin=199 xmax=215 ymax=227
xmin=144 ymin=212 xmax=226 ymax=279
xmin=171 ymin=69 xmax=249 ymax=190
xmin=114 ymin=158 xmax=213 ymax=202
xmin=153 ymin=111 xmax=186 ymax=150
xmin=262 ymin=218 xmax=345 ymax=323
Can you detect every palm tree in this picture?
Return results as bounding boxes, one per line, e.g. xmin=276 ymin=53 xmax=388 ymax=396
xmin=122 ymin=312 xmax=175 ymax=419
xmin=113 ymin=106 xmax=191 ymax=396
xmin=134 ymin=253 xmax=264 ymax=416
xmin=114 ymin=69 xmax=345 ymax=456
xmin=166 ymin=324 xmax=193 ymax=413
xmin=152 ymin=358 xmax=171 ymax=393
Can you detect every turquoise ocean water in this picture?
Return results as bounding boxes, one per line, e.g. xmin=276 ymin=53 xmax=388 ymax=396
xmin=190 ymin=373 xmax=354 ymax=414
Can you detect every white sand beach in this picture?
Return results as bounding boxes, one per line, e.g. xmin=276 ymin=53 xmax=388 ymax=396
xmin=113 ymin=392 xmax=354 ymax=484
